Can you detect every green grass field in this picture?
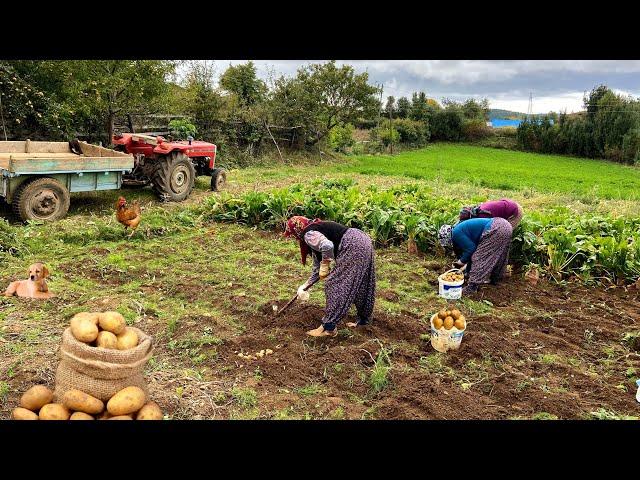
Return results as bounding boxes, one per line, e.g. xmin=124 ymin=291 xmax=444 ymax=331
xmin=335 ymin=144 xmax=640 ymax=201
xmin=1 ymin=144 xmax=639 ymax=420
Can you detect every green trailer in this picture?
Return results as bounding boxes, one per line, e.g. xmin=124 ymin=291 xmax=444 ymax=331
xmin=0 ymin=140 xmax=134 ymax=221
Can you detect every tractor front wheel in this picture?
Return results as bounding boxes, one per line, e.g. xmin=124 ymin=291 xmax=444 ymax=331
xmin=210 ymin=168 xmax=227 ymax=191
xmin=12 ymin=177 xmax=70 ymax=222
xmin=152 ymin=151 xmax=196 ymax=202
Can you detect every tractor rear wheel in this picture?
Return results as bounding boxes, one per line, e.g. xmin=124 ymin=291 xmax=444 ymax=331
xmin=152 ymin=151 xmax=196 ymax=202
xmin=210 ymin=168 xmax=227 ymax=191
xmin=12 ymin=177 xmax=70 ymax=222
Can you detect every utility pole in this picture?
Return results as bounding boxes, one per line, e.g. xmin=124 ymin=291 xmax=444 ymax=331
xmin=0 ymin=91 xmax=7 ymax=141
xmin=376 ymin=83 xmax=384 ymax=131
xmin=389 ymin=97 xmax=394 ymax=155
xmin=527 ymin=92 xmax=533 ymax=117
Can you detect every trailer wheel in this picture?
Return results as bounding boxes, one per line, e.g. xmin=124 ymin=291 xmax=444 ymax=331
xmin=152 ymin=151 xmax=196 ymax=202
xmin=12 ymin=177 xmax=70 ymax=222
xmin=210 ymin=168 xmax=227 ymax=191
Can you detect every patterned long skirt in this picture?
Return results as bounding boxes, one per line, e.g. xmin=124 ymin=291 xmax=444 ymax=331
xmin=508 ymin=203 xmax=524 ymax=230
xmin=468 ymin=218 xmax=513 ymax=286
xmin=322 ymin=228 xmax=376 ymax=331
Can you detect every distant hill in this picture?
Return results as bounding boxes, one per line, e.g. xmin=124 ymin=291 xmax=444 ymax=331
xmin=489 ymin=109 xmax=559 ymax=120
xmin=489 ymin=109 xmax=527 ymax=120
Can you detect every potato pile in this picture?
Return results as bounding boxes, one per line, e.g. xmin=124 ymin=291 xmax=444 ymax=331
xmin=11 ymin=385 xmax=163 ymax=420
xmin=237 ymin=348 xmax=274 ymax=360
xmin=432 ymin=308 xmax=466 ymax=331
xmin=441 ymin=271 xmax=464 ymax=282
xmin=70 ymin=311 xmax=138 ymax=350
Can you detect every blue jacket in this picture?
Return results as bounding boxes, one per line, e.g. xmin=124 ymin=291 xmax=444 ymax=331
xmin=452 ymin=218 xmax=493 ymax=264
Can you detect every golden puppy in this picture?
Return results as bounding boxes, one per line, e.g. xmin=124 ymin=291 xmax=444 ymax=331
xmin=4 ymin=262 xmax=54 ymax=299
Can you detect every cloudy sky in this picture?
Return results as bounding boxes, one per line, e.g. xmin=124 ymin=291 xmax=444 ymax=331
xmin=185 ymin=60 xmax=640 ymax=114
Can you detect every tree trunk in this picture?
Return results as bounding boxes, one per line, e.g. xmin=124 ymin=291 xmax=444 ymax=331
xmin=107 ymin=112 xmax=115 ymax=147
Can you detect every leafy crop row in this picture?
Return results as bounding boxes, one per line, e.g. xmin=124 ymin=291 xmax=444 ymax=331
xmin=202 ymin=178 xmax=640 ymax=285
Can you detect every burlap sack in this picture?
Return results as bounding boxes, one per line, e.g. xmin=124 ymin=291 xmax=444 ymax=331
xmin=54 ymin=327 xmax=154 ymax=402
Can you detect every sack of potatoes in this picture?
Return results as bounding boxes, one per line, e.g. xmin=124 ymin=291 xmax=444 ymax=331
xmin=11 ymin=384 xmax=164 ymax=420
xmin=70 ymin=311 xmax=139 ymax=350
xmin=55 ymin=313 xmax=154 ymax=402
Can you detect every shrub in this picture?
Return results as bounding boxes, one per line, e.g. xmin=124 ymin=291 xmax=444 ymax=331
xmin=372 ymin=125 xmax=400 ymax=146
xmin=328 ymin=123 xmax=355 ymax=153
xmin=169 ymin=119 xmax=198 ymax=139
xmin=431 ymin=108 xmax=464 ymax=141
xmin=462 ymin=119 xmax=493 ymax=141
xmin=393 ymin=118 xmax=430 ymax=145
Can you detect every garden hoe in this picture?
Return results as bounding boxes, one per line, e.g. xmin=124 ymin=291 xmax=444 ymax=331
xmin=274 ymin=278 xmax=319 ymax=317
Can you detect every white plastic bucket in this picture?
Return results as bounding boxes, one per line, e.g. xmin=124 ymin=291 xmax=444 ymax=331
xmin=430 ymin=313 xmax=466 ymax=353
xmin=438 ymin=269 xmax=464 ymax=300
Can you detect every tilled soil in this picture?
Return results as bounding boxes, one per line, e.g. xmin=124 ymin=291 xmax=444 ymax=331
xmin=141 ymin=276 xmax=640 ymax=420
xmin=3 ymin=275 xmax=640 ymax=420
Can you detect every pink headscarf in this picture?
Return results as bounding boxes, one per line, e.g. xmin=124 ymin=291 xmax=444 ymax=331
xmin=284 ymin=216 xmax=322 ymax=265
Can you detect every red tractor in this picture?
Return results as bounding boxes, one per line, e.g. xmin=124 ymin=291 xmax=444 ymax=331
xmin=112 ymin=132 xmax=227 ymax=202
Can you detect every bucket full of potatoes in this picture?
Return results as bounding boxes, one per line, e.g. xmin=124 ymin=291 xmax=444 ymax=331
xmin=438 ymin=269 xmax=465 ymax=300
xmin=430 ymin=307 xmax=467 ymax=353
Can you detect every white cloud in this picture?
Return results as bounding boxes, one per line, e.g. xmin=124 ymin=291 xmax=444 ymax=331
xmin=177 ymin=60 xmax=640 ymax=114
xmin=489 ymin=92 xmax=586 ymax=114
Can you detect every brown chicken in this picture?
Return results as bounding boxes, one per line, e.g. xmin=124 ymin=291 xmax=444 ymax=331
xmin=116 ymin=196 xmax=142 ymax=238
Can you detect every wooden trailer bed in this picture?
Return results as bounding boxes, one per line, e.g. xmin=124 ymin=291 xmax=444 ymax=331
xmin=0 ymin=140 xmax=133 ymax=174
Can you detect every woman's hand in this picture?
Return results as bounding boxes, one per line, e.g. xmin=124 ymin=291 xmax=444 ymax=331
xmin=297 ymin=284 xmax=310 ymax=302
xmin=319 ymin=259 xmax=332 ymax=279
xmin=453 ymin=260 xmax=467 ymax=271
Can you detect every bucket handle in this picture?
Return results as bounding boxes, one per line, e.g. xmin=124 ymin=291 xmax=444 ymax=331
xmin=441 ymin=268 xmax=465 ymax=276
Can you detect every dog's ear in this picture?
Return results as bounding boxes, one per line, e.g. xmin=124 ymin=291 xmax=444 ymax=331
xmin=41 ymin=265 xmax=49 ymax=278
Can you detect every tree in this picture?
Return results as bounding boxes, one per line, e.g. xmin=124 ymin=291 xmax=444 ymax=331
xmin=179 ymin=61 xmax=225 ymax=139
xmin=60 ymin=60 xmax=176 ymax=143
xmin=410 ymin=92 xmax=428 ymax=121
xmin=584 ymin=84 xmax=611 ymax=118
xmin=396 ymin=97 xmax=410 ymax=119
xmin=384 ymin=96 xmax=396 ymax=117
xmin=219 ymin=61 xmax=267 ymax=106
xmin=270 ymin=61 xmax=379 ymax=145
xmin=461 ymin=99 xmax=487 ymax=120
xmin=0 ymin=61 xmax=78 ymax=140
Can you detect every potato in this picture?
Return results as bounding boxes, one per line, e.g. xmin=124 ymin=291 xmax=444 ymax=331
xmin=116 ymin=327 xmax=138 ymax=350
xmin=12 ymin=407 xmax=39 ymax=420
xmin=136 ymin=401 xmax=163 ymax=420
xmin=450 ymin=309 xmax=461 ymax=319
xmin=62 ymin=389 xmax=104 ymax=414
xmin=20 ymin=385 xmax=53 ymax=411
xmin=433 ymin=316 xmax=444 ymax=329
xmin=108 ymin=415 xmax=133 ymax=420
xmin=39 ymin=403 xmax=70 ymax=420
xmin=454 ymin=318 xmax=466 ymax=330
xmin=71 ymin=318 xmax=99 ymax=343
xmin=96 ymin=331 xmax=118 ymax=349
xmin=71 ymin=312 xmax=100 ymax=326
xmin=70 ymin=412 xmax=95 ymax=420
xmin=107 ymin=386 xmax=146 ymax=416
xmin=443 ymin=316 xmax=454 ymax=330
xmin=98 ymin=311 xmax=126 ymax=335
xmin=438 ymin=310 xmax=447 ymax=319
xmin=97 ymin=411 xmax=112 ymax=420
